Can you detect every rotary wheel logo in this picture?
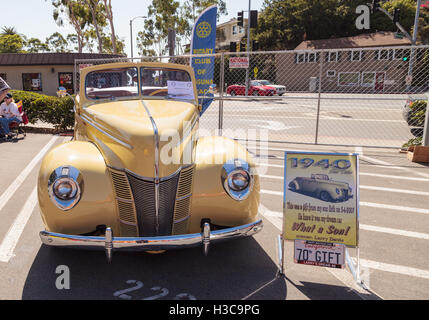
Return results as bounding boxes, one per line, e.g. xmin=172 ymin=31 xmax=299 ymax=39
xmin=196 ymin=21 xmax=211 ymax=38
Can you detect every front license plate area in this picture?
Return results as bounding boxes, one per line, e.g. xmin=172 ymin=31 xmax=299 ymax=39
xmin=294 ymin=240 xmax=345 ymax=269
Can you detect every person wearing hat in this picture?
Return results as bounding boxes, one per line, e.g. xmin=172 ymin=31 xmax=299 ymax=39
xmin=0 ymin=93 xmax=22 ymax=139
xmin=0 ymin=76 xmax=10 ymax=102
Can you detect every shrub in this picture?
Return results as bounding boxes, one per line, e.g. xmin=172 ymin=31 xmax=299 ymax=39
xmin=409 ymin=100 xmax=427 ymax=128
xmin=9 ymin=90 xmax=75 ymax=130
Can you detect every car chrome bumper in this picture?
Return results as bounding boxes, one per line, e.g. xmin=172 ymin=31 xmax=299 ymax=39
xmin=40 ymin=219 xmax=263 ymax=261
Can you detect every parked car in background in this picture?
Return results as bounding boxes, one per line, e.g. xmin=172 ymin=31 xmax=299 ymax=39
xmin=252 ymin=80 xmax=286 ymax=96
xmin=288 ymin=174 xmax=353 ymax=203
xmin=226 ymin=82 xmax=276 ymax=96
xmin=37 ymin=61 xmax=263 ymax=262
xmin=402 ymin=97 xmax=426 ymax=137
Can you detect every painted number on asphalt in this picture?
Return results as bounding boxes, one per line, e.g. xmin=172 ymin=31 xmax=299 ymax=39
xmin=113 ymin=280 xmax=196 ymax=300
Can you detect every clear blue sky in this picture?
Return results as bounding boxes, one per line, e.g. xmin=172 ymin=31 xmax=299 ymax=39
xmin=1 ymin=0 xmax=266 ymax=56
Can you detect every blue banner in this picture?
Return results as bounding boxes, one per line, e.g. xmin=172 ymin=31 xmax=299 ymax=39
xmin=190 ymin=5 xmax=217 ymax=114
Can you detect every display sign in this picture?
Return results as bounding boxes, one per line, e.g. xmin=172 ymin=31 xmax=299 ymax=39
xmin=167 ymin=80 xmax=195 ymax=100
xmin=283 ymin=151 xmax=359 ymax=247
xmin=229 ymin=57 xmax=249 ymax=69
xmin=294 ymin=240 xmax=345 ymax=269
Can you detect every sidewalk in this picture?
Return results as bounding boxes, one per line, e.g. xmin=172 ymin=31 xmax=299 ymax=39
xmin=24 ymin=120 xmax=72 ymax=134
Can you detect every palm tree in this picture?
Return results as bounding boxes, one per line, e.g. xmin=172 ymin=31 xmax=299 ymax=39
xmin=1 ymin=26 xmax=18 ymax=36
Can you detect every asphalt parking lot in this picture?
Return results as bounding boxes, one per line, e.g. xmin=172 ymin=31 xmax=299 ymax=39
xmin=0 ymin=130 xmax=428 ymax=300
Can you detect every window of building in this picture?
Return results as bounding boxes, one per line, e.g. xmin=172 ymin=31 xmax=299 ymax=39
xmin=232 ymin=25 xmax=238 ymax=35
xmin=326 ymin=70 xmax=336 ymax=77
xmin=376 ymin=49 xmax=392 ymax=60
xmin=307 ymin=52 xmax=318 ymax=63
xmin=350 ymin=50 xmax=363 ymax=62
xmin=361 ymin=72 xmax=376 ymax=87
xmin=393 ymin=48 xmax=410 ymax=60
xmin=326 ymin=51 xmax=339 ymax=62
xmin=58 ymin=72 xmax=74 ymax=94
xmin=22 ymin=73 xmax=42 ymax=91
xmin=338 ymin=72 xmax=360 ymax=86
xmin=295 ymin=53 xmax=306 ymax=64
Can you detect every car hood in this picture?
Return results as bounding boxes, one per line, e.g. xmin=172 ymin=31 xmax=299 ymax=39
xmin=268 ymin=84 xmax=285 ymax=89
xmin=81 ymin=99 xmax=199 ymax=178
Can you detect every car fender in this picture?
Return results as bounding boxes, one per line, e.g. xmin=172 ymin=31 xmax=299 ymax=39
xmin=38 ymin=141 xmax=118 ymax=235
xmin=189 ymin=136 xmax=260 ymax=233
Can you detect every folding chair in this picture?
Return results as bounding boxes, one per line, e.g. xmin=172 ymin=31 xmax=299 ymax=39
xmin=8 ymin=100 xmax=29 ymax=139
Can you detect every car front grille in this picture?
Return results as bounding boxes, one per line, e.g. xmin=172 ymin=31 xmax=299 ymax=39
xmin=109 ymin=165 xmax=195 ymax=237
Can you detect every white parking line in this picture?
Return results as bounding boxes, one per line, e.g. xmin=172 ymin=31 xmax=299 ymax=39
xmin=360 ymin=259 xmax=429 ymax=280
xmin=260 ymin=190 xmax=429 ymax=215
xmin=360 ymin=185 xmax=429 ymax=196
xmin=359 ymin=202 xmax=429 ymax=215
xmin=359 ymin=224 xmax=429 ymax=241
xmin=0 ymin=187 xmax=38 ymax=263
xmin=360 ymin=155 xmax=429 ymax=179
xmin=359 ymin=172 xmax=429 ymax=182
xmin=0 ymin=135 xmax=58 ymax=214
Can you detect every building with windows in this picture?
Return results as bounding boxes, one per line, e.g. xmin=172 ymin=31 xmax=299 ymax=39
xmin=275 ymin=32 xmax=416 ymax=93
xmin=0 ymin=53 xmax=123 ymax=96
xmin=215 ymin=18 xmax=248 ymax=52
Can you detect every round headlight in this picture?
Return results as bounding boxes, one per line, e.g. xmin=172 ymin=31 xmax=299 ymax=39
xmin=53 ymin=178 xmax=78 ymax=200
xmin=228 ymin=170 xmax=250 ymax=192
xmin=48 ymin=166 xmax=83 ymax=211
xmin=222 ymin=159 xmax=254 ymax=201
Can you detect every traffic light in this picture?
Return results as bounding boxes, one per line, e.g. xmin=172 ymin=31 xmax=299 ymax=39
xmin=252 ymin=40 xmax=259 ymax=51
xmin=250 ymin=10 xmax=258 ymax=28
xmin=371 ymin=0 xmax=380 ymax=14
xmin=237 ymin=11 xmax=244 ymax=27
xmin=240 ymin=41 xmax=246 ymax=52
xmin=230 ymin=41 xmax=237 ymax=52
xmin=393 ymin=8 xmax=400 ymax=24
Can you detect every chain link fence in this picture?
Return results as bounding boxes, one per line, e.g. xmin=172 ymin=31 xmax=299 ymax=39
xmin=75 ymin=45 xmax=429 ymax=148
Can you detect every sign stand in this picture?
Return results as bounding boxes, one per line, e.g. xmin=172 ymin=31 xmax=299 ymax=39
xmin=276 ymin=151 xmax=368 ymax=289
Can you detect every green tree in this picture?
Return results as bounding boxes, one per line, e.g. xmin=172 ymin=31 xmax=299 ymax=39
xmin=0 ymin=34 xmax=25 ymax=53
xmin=46 ymin=32 xmax=69 ymax=52
xmin=50 ymin=0 xmax=91 ymax=52
xmin=26 ymin=38 xmax=51 ymax=53
xmin=100 ymin=0 xmax=118 ymax=54
xmin=137 ymin=0 xmax=184 ymax=56
xmin=84 ymin=0 xmax=107 ymax=53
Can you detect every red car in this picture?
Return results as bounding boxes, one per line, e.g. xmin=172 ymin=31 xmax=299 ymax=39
xmin=226 ymin=83 xmax=276 ymax=96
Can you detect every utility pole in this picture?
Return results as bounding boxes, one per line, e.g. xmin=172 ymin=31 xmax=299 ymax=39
xmin=245 ymin=0 xmax=251 ymax=96
xmin=407 ymin=0 xmax=422 ymax=90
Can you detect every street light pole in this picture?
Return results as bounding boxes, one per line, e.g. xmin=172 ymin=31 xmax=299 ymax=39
xmin=130 ymin=16 xmax=146 ymax=60
xmin=245 ymin=0 xmax=251 ymax=96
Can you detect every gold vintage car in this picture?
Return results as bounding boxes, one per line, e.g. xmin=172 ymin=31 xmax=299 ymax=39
xmin=37 ymin=62 xmax=263 ymax=261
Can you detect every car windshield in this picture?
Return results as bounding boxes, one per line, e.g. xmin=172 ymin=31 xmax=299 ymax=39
xmin=259 ymin=80 xmax=272 ymax=85
xmin=140 ymin=67 xmax=194 ymax=101
xmin=86 ymin=67 xmax=138 ymax=100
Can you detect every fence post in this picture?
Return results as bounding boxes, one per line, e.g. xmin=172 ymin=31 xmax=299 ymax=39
xmin=423 ymin=93 xmax=429 ymax=146
xmin=219 ymin=52 xmax=225 ymax=136
xmin=314 ymin=51 xmax=323 ymax=144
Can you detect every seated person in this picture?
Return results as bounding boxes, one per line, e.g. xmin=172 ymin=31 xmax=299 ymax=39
xmin=0 ymin=93 xmax=22 ymax=139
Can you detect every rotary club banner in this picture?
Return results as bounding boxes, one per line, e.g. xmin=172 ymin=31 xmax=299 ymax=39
xmin=190 ymin=5 xmax=217 ymax=114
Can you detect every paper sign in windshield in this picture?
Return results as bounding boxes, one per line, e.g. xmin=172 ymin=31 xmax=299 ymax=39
xmin=167 ymin=81 xmax=194 ymax=100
